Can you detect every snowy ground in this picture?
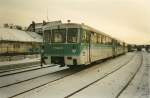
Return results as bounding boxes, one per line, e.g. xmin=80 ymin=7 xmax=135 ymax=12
xmin=118 ymin=52 xmax=150 ymax=98
xmin=0 ymin=66 xmax=68 ymax=98
xmin=0 ymin=52 xmax=133 ymax=98
xmin=0 ymin=52 xmax=149 ymax=98
xmin=0 ymin=57 xmax=40 ymax=72
xmin=0 ymin=54 xmax=40 ymax=62
xmin=0 ymin=58 xmax=40 ymax=67
xmin=12 ymin=52 xmax=136 ymax=98
xmin=70 ymin=52 xmax=142 ymax=98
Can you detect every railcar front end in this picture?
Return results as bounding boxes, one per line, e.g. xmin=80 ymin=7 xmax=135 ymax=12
xmin=42 ymin=27 xmax=85 ymax=67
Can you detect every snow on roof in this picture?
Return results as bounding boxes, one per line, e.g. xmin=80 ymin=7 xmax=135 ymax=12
xmin=34 ymin=21 xmax=62 ymax=29
xmin=0 ymin=28 xmax=42 ymax=42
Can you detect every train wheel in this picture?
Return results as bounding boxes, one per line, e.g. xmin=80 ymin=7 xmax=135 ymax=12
xmin=59 ymin=64 xmax=65 ymax=67
xmin=67 ymin=65 xmax=74 ymax=68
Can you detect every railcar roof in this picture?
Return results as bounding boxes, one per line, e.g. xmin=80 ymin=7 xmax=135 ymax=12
xmin=44 ymin=22 xmax=125 ymax=43
xmin=0 ymin=28 xmax=42 ymax=42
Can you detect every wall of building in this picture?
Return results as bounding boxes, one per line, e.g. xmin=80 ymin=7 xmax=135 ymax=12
xmin=0 ymin=41 xmax=41 ymax=56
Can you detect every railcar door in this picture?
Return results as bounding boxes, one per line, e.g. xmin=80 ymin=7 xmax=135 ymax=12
xmin=81 ymin=29 xmax=91 ymax=64
xmin=89 ymin=31 xmax=95 ymax=63
xmin=123 ymin=42 xmax=125 ymax=53
xmin=112 ymin=39 xmax=117 ymax=57
xmin=88 ymin=31 xmax=91 ymax=63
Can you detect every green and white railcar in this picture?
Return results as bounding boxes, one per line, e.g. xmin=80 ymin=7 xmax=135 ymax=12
xmin=42 ymin=23 xmax=127 ymax=67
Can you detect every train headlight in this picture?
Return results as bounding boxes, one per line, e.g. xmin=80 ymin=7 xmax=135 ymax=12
xmin=41 ymin=45 xmax=44 ymax=53
xmin=41 ymin=49 xmax=44 ymax=53
xmin=72 ymin=49 xmax=76 ymax=53
xmin=82 ymin=51 xmax=85 ymax=56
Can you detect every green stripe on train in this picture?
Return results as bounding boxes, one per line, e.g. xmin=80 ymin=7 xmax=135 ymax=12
xmin=43 ymin=43 xmax=114 ymax=56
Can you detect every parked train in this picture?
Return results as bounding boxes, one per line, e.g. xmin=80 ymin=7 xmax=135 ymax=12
xmin=41 ymin=23 xmax=128 ymax=67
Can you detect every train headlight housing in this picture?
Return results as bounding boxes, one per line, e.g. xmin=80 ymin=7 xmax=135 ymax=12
xmin=82 ymin=51 xmax=85 ymax=56
xmin=72 ymin=49 xmax=76 ymax=53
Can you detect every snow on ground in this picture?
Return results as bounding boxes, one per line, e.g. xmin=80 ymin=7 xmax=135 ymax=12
xmin=118 ymin=52 xmax=150 ymax=98
xmin=13 ymin=53 xmax=135 ymax=98
xmin=0 ymin=64 xmax=54 ymax=76
xmin=0 ymin=65 xmax=67 ymax=89
xmin=70 ymin=52 xmax=142 ymax=98
xmin=0 ymin=58 xmax=40 ymax=67
xmin=0 ymin=66 xmax=69 ymax=98
xmin=0 ymin=57 xmax=41 ymax=73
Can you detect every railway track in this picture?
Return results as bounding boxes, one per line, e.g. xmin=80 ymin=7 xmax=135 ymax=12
xmin=0 ymin=60 xmax=41 ymax=75
xmin=0 ymin=65 xmax=69 ymax=88
xmin=0 ymin=53 xmax=135 ymax=98
xmin=9 ymin=68 xmax=83 ymax=98
xmin=0 ymin=65 xmax=59 ymax=88
xmin=115 ymin=53 xmax=143 ymax=98
xmin=0 ymin=64 xmax=39 ymax=74
xmin=1 ymin=65 xmax=88 ymax=98
xmin=0 ymin=64 xmax=56 ymax=77
xmin=65 ymin=52 xmax=143 ymax=98
xmin=64 ymin=53 xmax=140 ymax=98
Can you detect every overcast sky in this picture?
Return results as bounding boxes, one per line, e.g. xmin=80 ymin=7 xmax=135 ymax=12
xmin=0 ymin=0 xmax=150 ymax=45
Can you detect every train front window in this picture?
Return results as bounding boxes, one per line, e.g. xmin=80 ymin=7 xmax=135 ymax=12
xmin=67 ymin=28 xmax=78 ymax=43
xmin=52 ymin=29 xmax=66 ymax=43
xmin=44 ymin=30 xmax=50 ymax=42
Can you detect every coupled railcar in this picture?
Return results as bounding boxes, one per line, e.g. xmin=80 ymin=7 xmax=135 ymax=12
xmin=41 ymin=23 xmax=127 ymax=67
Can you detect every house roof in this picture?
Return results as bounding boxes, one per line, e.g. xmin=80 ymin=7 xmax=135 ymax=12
xmin=0 ymin=28 xmax=42 ymax=42
xmin=27 ymin=20 xmax=62 ymax=32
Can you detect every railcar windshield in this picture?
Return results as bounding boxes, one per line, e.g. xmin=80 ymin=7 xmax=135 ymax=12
xmin=67 ymin=28 xmax=78 ymax=43
xmin=44 ymin=30 xmax=50 ymax=42
xmin=51 ymin=29 xmax=66 ymax=43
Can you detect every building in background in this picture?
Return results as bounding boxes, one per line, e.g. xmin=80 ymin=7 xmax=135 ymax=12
xmin=0 ymin=28 xmax=42 ymax=56
xmin=27 ymin=20 xmax=62 ymax=35
xmin=3 ymin=23 xmax=26 ymax=30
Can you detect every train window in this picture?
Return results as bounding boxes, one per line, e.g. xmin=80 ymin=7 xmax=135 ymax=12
xmin=91 ymin=32 xmax=97 ymax=44
xmin=105 ymin=37 xmax=112 ymax=45
xmin=96 ymin=34 xmax=99 ymax=44
xmin=98 ymin=34 xmax=102 ymax=44
xmin=67 ymin=28 xmax=78 ymax=43
xmin=117 ymin=41 xmax=122 ymax=46
xmin=86 ymin=31 xmax=90 ymax=42
xmin=120 ymin=42 xmax=123 ymax=46
xmin=81 ymin=29 xmax=86 ymax=43
xmin=91 ymin=32 xmax=94 ymax=43
xmin=101 ymin=35 xmax=103 ymax=44
xmin=105 ymin=37 xmax=108 ymax=44
xmin=102 ymin=35 xmax=106 ymax=44
xmin=44 ymin=30 xmax=50 ymax=42
xmin=51 ymin=29 xmax=66 ymax=43
xmin=95 ymin=33 xmax=97 ymax=44
xmin=81 ymin=29 xmax=90 ymax=43
xmin=108 ymin=38 xmax=112 ymax=45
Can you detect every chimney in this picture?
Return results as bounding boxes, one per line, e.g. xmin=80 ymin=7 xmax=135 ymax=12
xmin=32 ymin=21 xmax=35 ymax=32
xmin=43 ymin=20 xmax=47 ymax=26
xmin=67 ymin=20 xmax=71 ymax=23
